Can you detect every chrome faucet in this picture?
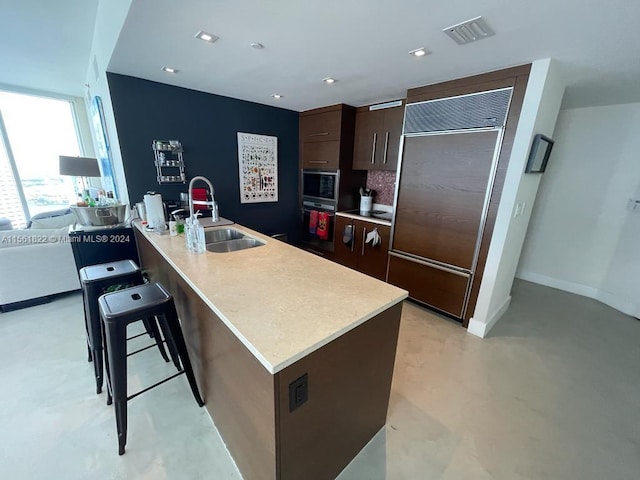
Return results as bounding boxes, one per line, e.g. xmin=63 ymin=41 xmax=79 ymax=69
xmin=188 ymin=176 xmax=218 ymax=221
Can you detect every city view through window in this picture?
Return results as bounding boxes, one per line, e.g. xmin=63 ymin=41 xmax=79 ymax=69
xmin=0 ymin=91 xmax=83 ymax=229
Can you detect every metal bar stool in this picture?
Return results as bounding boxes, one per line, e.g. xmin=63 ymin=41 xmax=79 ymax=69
xmin=98 ymin=282 xmax=204 ymax=455
xmin=79 ymin=260 xmax=173 ymax=395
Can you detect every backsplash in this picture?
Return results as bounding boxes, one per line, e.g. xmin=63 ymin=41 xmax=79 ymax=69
xmin=366 ymin=170 xmax=396 ymax=206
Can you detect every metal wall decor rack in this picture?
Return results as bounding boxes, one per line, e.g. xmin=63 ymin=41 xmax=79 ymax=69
xmin=153 ymin=140 xmax=186 ymax=184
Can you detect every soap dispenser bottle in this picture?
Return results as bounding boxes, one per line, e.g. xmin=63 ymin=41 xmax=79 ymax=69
xmin=184 ymin=215 xmax=194 ymax=251
xmin=169 ymin=209 xmax=184 ymax=236
xmin=192 ymin=212 xmax=206 ymax=253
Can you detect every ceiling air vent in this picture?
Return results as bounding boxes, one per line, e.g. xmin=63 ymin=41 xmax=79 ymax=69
xmin=443 ymin=16 xmax=495 ymax=45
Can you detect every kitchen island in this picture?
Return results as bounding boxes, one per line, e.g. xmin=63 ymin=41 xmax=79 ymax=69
xmin=134 ymin=222 xmax=407 ymax=480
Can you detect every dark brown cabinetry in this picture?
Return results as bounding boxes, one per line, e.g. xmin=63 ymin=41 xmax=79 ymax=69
xmin=333 ymin=215 xmax=390 ymax=281
xmin=299 ymin=104 xmax=366 ymax=257
xmin=300 ymin=104 xmax=355 ymax=170
xmin=388 ymin=131 xmax=499 ymax=319
xmin=352 ymin=101 xmax=404 ymax=171
xmin=387 ymin=254 xmax=469 ymax=318
xmin=391 ymin=131 xmax=499 ymax=270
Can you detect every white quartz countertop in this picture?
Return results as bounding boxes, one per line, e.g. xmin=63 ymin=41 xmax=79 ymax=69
xmin=135 ymin=222 xmax=407 ymax=374
xmin=336 ymin=211 xmax=392 ymax=226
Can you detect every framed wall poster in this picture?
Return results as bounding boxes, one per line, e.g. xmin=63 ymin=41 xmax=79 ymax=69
xmin=237 ymin=132 xmax=278 ymax=203
xmin=90 ymin=96 xmax=119 ymax=197
xmin=525 ymin=134 xmax=555 ymax=173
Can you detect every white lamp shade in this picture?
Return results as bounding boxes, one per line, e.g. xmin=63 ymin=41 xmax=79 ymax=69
xmin=59 ymin=156 xmax=101 ymax=177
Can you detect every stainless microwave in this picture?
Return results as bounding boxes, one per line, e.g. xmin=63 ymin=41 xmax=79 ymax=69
xmin=302 ymin=170 xmax=339 ymax=203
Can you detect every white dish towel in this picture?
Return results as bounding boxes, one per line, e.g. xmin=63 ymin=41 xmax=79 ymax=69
xmin=365 ymin=228 xmax=381 ymax=247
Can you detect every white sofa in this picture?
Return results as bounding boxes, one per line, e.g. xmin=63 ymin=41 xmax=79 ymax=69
xmin=0 ymin=212 xmax=79 ymax=310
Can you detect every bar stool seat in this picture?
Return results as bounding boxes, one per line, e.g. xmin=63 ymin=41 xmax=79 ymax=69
xmin=99 ymin=282 xmax=204 ymax=455
xmin=80 ymin=260 xmax=171 ymax=395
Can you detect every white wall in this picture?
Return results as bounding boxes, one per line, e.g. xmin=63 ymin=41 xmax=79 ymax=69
xmin=467 ymin=58 xmax=567 ymax=337
xmin=517 ymin=102 xmax=640 ymax=317
xmin=84 ymin=0 xmax=134 ymax=204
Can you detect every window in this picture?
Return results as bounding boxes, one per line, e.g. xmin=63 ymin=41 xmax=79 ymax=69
xmin=0 ymin=129 xmax=24 ymax=227
xmin=0 ymin=91 xmax=85 ymax=229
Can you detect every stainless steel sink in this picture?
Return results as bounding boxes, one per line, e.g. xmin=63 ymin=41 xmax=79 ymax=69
xmin=204 ymin=228 xmax=245 ymax=244
xmin=204 ymin=228 xmax=265 ymax=253
xmin=206 ymin=238 xmax=265 ymax=253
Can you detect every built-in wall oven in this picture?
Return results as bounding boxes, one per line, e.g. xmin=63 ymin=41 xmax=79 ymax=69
xmin=302 ymin=170 xmax=339 ymax=203
xmin=301 ymin=198 xmax=335 ymax=254
xmin=301 ymin=170 xmax=339 ymax=254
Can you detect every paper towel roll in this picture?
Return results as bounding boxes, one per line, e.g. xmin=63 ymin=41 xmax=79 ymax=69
xmin=144 ymin=193 xmax=164 ymax=230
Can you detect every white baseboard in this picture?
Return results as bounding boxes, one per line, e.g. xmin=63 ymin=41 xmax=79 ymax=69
xmin=467 ymin=296 xmax=512 ymax=338
xmin=516 ymin=271 xmax=599 ymax=298
xmin=596 ymin=290 xmax=638 ymax=317
xmin=516 ymin=270 xmax=639 ymax=317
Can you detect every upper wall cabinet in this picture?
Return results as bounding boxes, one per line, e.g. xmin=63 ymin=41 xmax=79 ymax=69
xmin=299 ymin=104 xmax=355 ymax=170
xmin=353 ymin=101 xmax=404 ymax=171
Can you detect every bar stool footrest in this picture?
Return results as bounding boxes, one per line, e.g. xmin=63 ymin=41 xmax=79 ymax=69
xmin=126 ymin=370 xmax=185 ymax=401
xmin=126 ymin=340 xmax=169 ymax=357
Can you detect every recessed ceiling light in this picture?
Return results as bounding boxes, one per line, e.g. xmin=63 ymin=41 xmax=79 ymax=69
xmin=251 ymin=42 xmax=264 ymax=50
xmin=271 ymin=94 xmax=283 ymax=99
xmin=409 ymin=47 xmax=430 ymax=57
xmin=195 ymin=30 xmax=219 ymax=43
xmin=322 ymin=77 xmax=337 ymax=84
xmin=161 ymin=66 xmax=178 ymax=74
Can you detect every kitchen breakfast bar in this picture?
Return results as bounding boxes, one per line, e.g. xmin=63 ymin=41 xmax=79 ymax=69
xmin=134 ymin=222 xmax=407 ymax=480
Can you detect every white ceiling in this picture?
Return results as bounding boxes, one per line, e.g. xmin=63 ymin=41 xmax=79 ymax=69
xmin=108 ymin=0 xmax=640 ymax=111
xmin=0 ymin=0 xmax=98 ymax=96
xmin=2 ymin=0 xmax=640 ymax=111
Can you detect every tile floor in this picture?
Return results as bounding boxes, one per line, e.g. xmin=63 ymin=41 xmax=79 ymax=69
xmin=0 ymin=280 xmax=638 ymax=479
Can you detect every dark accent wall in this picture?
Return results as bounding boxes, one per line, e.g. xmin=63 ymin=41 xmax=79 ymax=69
xmin=107 ymin=73 xmax=299 ymax=242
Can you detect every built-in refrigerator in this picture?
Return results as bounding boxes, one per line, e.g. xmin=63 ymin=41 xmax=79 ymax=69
xmin=388 ymin=88 xmax=514 ymax=319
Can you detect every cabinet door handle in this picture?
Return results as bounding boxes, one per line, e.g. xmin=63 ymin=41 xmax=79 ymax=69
xmin=383 ymin=131 xmax=389 ymax=164
xmin=371 ymin=133 xmax=377 ymax=164
xmin=309 ymin=132 xmax=329 ymax=137
xmin=308 ymin=160 xmax=328 ymax=164
xmin=362 ymin=227 xmax=366 ymax=255
xmin=351 ymin=222 xmax=355 ymax=253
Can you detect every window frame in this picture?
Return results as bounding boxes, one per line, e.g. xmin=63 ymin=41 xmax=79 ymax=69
xmin=0 ymin=84 xmax=92 ymax=225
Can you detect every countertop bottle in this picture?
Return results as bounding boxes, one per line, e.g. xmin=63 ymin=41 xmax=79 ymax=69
xmin=192 ymin=215 xmax=205 ymax=254
xmin=185 ymin=212 xmax=205 ymax=253
xmin=184 ymin=217 xmax=193 ymax=251
xmin=169 ymin=219 xmax=178 ymax=236
xmin=170 ymin=208 xmax=185 ymax=235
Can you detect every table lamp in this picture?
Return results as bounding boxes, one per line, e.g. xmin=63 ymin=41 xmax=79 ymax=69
xmin=59 ymin=155 xmax=101 ymax=197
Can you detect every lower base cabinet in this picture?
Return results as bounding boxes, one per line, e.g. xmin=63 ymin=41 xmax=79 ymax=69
xmin=333 ymin=216 xmax=390 ymax=281
xmin=136 ymin=229 xmax=403 ymax=480
xmin=387 ymin=253 xmax=470 ymax=318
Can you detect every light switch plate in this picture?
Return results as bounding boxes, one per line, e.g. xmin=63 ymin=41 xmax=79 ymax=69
xmin=513 ymin=202 xmax=526 ymax=218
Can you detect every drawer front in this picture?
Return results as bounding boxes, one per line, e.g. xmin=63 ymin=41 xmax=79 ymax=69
xmin=300 ymin=110 xmax=342 ymax=143
xmin=387 ymin=253 xmax=469 ymax=318
xmin=302 ymin=141 xmax=340 ymax=169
